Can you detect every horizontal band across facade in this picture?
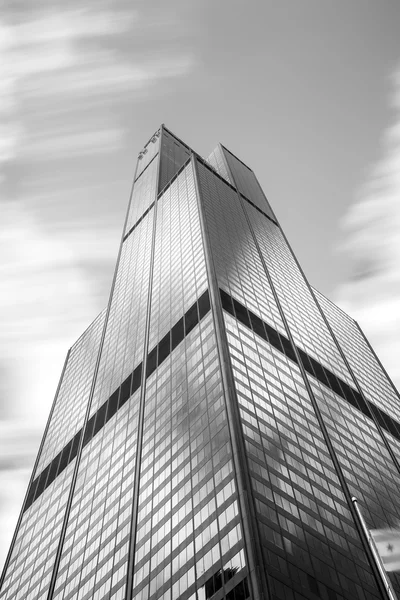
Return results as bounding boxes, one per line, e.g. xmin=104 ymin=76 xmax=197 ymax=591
xmin=25 ymin=289 xmax=211 ymax=512
xmin=219 ymin=288 xmax=400 ymax=444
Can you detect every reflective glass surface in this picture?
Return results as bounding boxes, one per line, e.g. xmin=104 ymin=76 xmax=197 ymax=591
xmin=197 ymin=161 xmax=285 ymax=336
xmin=206 ymin=147 xmax=233 ymax=186
xmin=310 ymin=375 xmax=400 ymax=594
xmin=148 ymin=163 xmax=207 ymax=350
xmin=315 ymin=289 xmax=400 ymax=424
xmin=3 ymin=126 xmax=400 ymax=600
xmin=220 ymin=146 xmax=275 ymax=220
xmin=35 ymin=310 xmax=105 ymax=475
xmin=125 ymin=157 xmax=158 ymax=235
xmin=224 ymin=313 xmax=382 ymax=600
xmin=89 ymin=210 xmax=154 ymax=418
xmin=52 ymin=389 xmax=141 ymax=600
xmin=135 ymin=129 xmax=160 ymax=182
xmin=1 ymin=461 xmax=76 ymax=600
xmin=159 ymin=130 xmax=191 ymax=193
xmin=246 ymin=206 xmax=353 ymax=386
xmin=132 ymin=315 xmax=248 ymax=600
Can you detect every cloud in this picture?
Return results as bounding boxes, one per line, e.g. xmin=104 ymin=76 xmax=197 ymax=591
xmin=24 ymin=128 xmax=124 ymax=159
xmin=0 ymin=201 xmax=99 ymax=386
xmin=335 ymin=63 xmax=400 ymax=390
xmin=5 ymin=9 xmax=137 ymax=76
xmin=0 ymin=199 xmax=101 ymax=571
xmin=0 ymin=5 xmax=196 ymax=165
xmin=25 ymin=54 xmax=195 ymax=99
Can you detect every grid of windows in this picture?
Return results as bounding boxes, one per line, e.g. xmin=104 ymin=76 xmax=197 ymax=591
xmin=315 ymin=289 xmax=400 ymax=425
xmin=125 ymin=157 xmax=158 ymax=236
xmin=224 ymin=313 xmax=381 ymax=600
xmin=206 ymin=147 xmax=233 ymax=186
xmin=159 ymin=130 xmax=191 ymax=193
xmin=148 ymin=163 xmax=207 ymax=349
xmin=197 ymin=160 xmax=285 ymax=336
xmin=132 ymin=315 xmax=248 ymax=600
xmin=246 ymin=205 xmax=353 ymax=386
xmin=89 ymin=210 xmax=154 ymax=418
xmin=25 ymin=290 xmax=212 ymax=514
xmin=219 ymin=287 xmax=400 ymax=448
xmin=310 ymin=376 xmax=400 ymax=595
xmin=220 ymin=147 xmax=275 ymax=220
xmin=135 ymin=129 xmax=160 ymax=182
xmin=381 ymin=429 xmax=400 ymax=472
xmin=0 ymin=461 xmax=76 ymax=600
xmin=35 ymin=311 xmax=105 ymax=475
xmin=52 ymin=389 xmax=141 ymax=600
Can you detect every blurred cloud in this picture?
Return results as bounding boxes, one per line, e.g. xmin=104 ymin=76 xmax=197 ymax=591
xmin=0 ymin=198 xmax=103 ymax=568
xmin=335 ymin=63 xmax=400 ymax=390
xmin=0 ymin=0 xmax=197 ymax=572
xmin=1 ymin=202 xmax=99 ymax=348
xmin=24 ymin=128 xmax=125 ymax=159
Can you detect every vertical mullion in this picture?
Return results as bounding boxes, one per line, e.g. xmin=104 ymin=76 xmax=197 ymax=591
xmin=192 ymin=154 xmax=270 ymax=600
xmin=219 ymin=147 xmax=389 ymax=600
xmin=124 ymin=125 xmax=164 ymax=600
xmin=45 ymin=136 xmax=143 ymax=600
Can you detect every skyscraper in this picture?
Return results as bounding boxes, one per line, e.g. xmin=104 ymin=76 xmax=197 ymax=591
xmin=2 ymin=125 xmax=400 ymax=600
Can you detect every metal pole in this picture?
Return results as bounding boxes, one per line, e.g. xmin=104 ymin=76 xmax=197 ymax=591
xmin=352 ymin=497 xmax=398 ymax=600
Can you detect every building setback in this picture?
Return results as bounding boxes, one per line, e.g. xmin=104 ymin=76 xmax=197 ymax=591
xmin=2 ymin=125 xmax=400 ymax=600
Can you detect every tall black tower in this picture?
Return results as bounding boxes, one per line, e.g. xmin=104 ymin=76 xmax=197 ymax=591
xmin=2 ymin=126 xmax=400 ymax=600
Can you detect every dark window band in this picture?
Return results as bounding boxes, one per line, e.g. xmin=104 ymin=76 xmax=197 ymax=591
xmin=220 ymin=288 xmax=400 ymax=444
xmin=157 ymin=156 xmax=191 ymax=198
xmin=200 ymin=157 xmax=239 ymax=193
xmin=162 ymin=126 xmax=192 ymax=153
xmin=134 ymin=152 xmax=158 ymax=184
xmin=25 ymin=290 xmax=211 ymax=512
xmin=124 ymin=156 xmax=192 ymax=244
xmin=220 ymin=144 xmax=252 ymax=172
xmin=240 ymin=194 xmax=278 ymax=226
xmin=123 ymin=202 xmax=155 ymax=242
xmin=197 ymin=155 xmax=277 ymax=226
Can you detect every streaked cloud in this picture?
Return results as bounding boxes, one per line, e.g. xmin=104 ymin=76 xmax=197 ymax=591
xmin=0 ymin=203 xmax=99 ymax=347
xmin=335 ymin=63 xmax=400 ymax=390
xmin=26 ymin=54 xmax=195 ymax=99
xmin=0 ymin=3 xmax=196 ymax=161
xmin=24 ymin=128 xmax=125 ymax=159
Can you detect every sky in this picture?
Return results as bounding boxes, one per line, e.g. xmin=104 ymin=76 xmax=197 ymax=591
xmin=1 ymin=0 xmax=400 ymax=573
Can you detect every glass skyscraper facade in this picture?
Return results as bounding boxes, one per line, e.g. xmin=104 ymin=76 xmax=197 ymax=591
xmin=2 ymin=125 xmax=400 ymax=600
